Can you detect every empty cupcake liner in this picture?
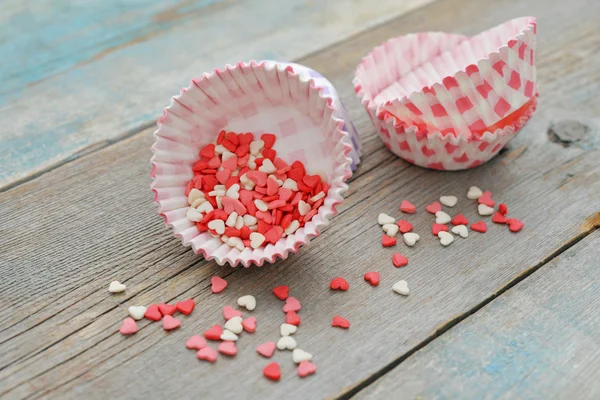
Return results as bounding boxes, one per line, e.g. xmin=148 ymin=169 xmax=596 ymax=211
xmin=151 ymin=60 xmax=356 ymax=267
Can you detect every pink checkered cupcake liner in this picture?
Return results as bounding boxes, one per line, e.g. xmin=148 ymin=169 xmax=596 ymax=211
xmin=354 ymin=17 xmax=537 ymax=170
xmin=151 ymin=60 xmax=356 ymax=267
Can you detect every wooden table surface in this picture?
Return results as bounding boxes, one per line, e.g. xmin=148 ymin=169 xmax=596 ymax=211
xmin=1 ymin=0 xmax=599 ymax=399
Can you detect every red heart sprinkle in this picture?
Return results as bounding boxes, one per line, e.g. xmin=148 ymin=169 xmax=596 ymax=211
xmin=492 ymin=212 xmax=508 ymax=224
xmin=382 ymin=235 xmax=397 ymax=247
xmin=242 ymin=316 xmax=257 ymax=333
xmin=272 ymin=285 xmax=289 ymax=300
xmin=211 ymin=276 xmax=228 ymax=293
xmin=162 ymin=315 xmax=181 ymax=331
xmin=498 ymin=203 xmax=508 ymax=215
xmin=204 ymin=324 xmax=223 ymax=341
xmin=452 ymin=213 xmax=469 ymax=226
xmin=199 ymin=144 xmax=215 ymax=159
xmin=263 ymin=362 xmax=281 ymax=381
xmin=399 ymin=200 xmax=416 ymax=213
xmin=257 ymin=342 xmax=276 ymax=358
xmin=158 ymin=304 xmax=177 ymax=316
xmin=332 ymin=316 xmax=350 ymax=329
xmin=478 ymin=191 xmax=495 ymax=207
xmin=176 ymin=299 xmax=195 ymax=315
xmin=396 ymin=220 xmax=413 ymax=233
xmin=197 ymin=346 xmax=217 ymax=363
xmin=303 ymin=174 xmax=321 ymax=188
xmin=392 ymin=253 xmax=408 ymax=268
xmin=470 ymin=221 xmax=487 ymax=233
xmin=283 ymin=297 xmax=301 ymax=313
xmin=144 ymin=304 xmax=162 ymax=321
xmin=432 ymin=223 xmax=449 ymax=235
xmin=261 ymin=133 xmax=276 ymax=149
xmin=218 ymin=341 xmax=238 ymax=356
xmin=186 ymin=335 xmax=207 ymax=350
xmin=298 ymin=361 xmax=317 ymax=378
xmin=364 ymin=272 xmax=380 ymax=286
xmin=223 ymin=305 xmax=243 ymax=320
xmin=286 ymin=311 xmax=301 ymax=326
xmin=507 ymin=218 xmax=524 ymax=232
xmin=119 ymin=317 xmax=138 ymax=335
xmin=330 ymin=277 xmax=349 ymax=291
xmin=426 ymin=201 xmax=442 ymax=214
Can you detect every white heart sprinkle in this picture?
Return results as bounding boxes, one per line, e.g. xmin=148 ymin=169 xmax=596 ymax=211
xmin=292 ymin=349 xmax=313 ymax=363
xmin=208 ymin=219 xmax=225 ymax=234
xmin=403 ymin=232 xmax=420 ymax=246
xmin=220 ymin=330 xmax=239 ymax=341
xmin=254 ymin=199 xmax=268 ymax=212
xmin=393 ymin=280 xmax=410 ymax=296
xmin=186 ymin=207 xmax=203 ymax=222
xmin=438 ymin=231 xmax=454 ymax=246
xmin=108 ymin=281 xmax=126 ymax=293
xmin=221 ymin=151 xmax=235 ymax=162
xmin=467 ymin=186 xmax=483 ymax=200
xmin=237 ymin=295 xmax=256 ymax=311
xmin=259 ymin=159 xmax=276 ymax=173
xmin=440 ymin=195 xmax=458 ymax=207
xmin=249 ymin=232 xmax=266 ymax=249
xmin=188 ymin=188 xmax=204 ymax=205
xmin=284 ymin=220 xmax=300 ymax=235
xmin=235 ymin=216 xmax=244 ymax=230
xmin=282 ymin=178 xmax=298 ymax=191
xmin=191 ymin=197 xmax=205 ymax=208
xmin=224 ymin=317 xmax=244 ymax=334
xmin=276 ymin=336 xmax=297 ymax=350
xmin=249 ymin=140 xmax=264 ymax=156
xmin=197 ymin=201 xmax=214 ymax=214
xmin=377 ymin=213 xmax=396 ymax=225
xmin=382 ymin=223 xmax=399 ymax=237
xmin=244 ymin=215 xmax=257 ymax=226
xmin=478 ymin=204 xmax=494 ymax=216
xmin=280 ymin=323 xmax=297 ymax=336
xmin=298 ymin=200 xmax=311 ymax=216
xmin=225 ymin=184 xmax=240 ymax=200
xmin=214 ymin=144 xmax=225 ymax=154
xmin=435 ymin=211 xmax=452 ymax=224
xmin=226 ymin=211 xmax=238 ymax=227
xmin=227 ymin=236 xmax=244 ymax=251
xmin=451 ymin=224 xmax=469 ymax=238
xmin=128 ymin=306 xmax=146 ymax=320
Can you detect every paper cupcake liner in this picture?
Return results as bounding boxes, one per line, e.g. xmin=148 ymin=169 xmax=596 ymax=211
xmin=151 ymin=60 xmax=355 ymax=267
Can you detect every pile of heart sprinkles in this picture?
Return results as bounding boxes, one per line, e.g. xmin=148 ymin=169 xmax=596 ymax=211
xmin=185 ymin=131 xmax=328 ymax=250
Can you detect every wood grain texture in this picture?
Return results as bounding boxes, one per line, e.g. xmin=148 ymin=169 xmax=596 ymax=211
xmin=0 ymin=0 xmax=434 ymax=189
xmin=1 ymin=0 xmax=599 ymax=398
xmin=358 ymin=233 xmax=600 ymax=400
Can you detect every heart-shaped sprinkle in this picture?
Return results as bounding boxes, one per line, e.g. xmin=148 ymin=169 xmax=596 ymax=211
xmin=452 ymin=213 xmax=469 ymax=226
xmin=426 ymin=201 xmax=442 ymax=214
xmin=158 ymin=304 xmax=177 ymax=316
xmin=471 ymin=221 xmax=487 ymax=233
xmin=286 ymin=311 xmax=301 ymax=326
xmin=276 ymin=336 xmax=297 ymax=350
xmin=382 ymin=223 xmax=399 ymax=237
xmin=223 ymin=305 xmax=243 ymax=320
xmin=332 ymin=316 xmax=350 ymax=329
xmin=224 ymin=316 xmax=243 ymax=334
xmin=208 ymin=219 xmax=225 ymax=234
xmin=204 ymin=324 xmax=223 ymax=341
xmin=451 ymin=224 xmax=469 ymax=238
xmin=175 ymin=299 xmax=195 ymax=315
xmin=377 ymin=213 xmax=396 ymax=225
xmin=162 ymin=315 xmax=181 ymax=331
xmin=298 ymin=361 xmax=317 ymax=378
xmin=283 ymin=297 xmax=301 ymax=312
xmin=144 ymin=304 xmax=162 ymax=321
xmin=498 ymin=203 xmax=508 ymax=215
xmin=292 ymin=349 xmax=313 ymax=363
xmin=218 ymin=341 xmax=238 ymax=356
xmin=330 ymin=277 xmax=349 ymax=291
xmin=197 ymin=346 xmax=217 ymax=363
xmin=478 ymin=191 xmax=495 ymax=207
xmin=211 ymin=276 xmax=228 ymax=293
xmin=237 ymin=295 xmax=256 ymax=311
xmin=272 ymin=285 xmax=289 ymax=300
xmin=257 ymin=342 xmax=276 ymax=358
xmin=119 ymin=317 xmax=138 ymax=335
xmin=220 ymin=329 xmax=239 ymax=341
xmin=399 ymin=200 xmax=416 ymax=213
xmin=392 ymin=253 xmax=408 ymax=268
xmin=249 ymin=232 xmax=265 ymax=249
xmin=432 ymin=223 xmax=449 ymax=236
xmin=435 ymin=211 xmax=451 ymax=224
xmin=478 ymin=204 xmax=494 ymax=216
xmin=186 ymin=335 xmax=207 ymax=350
xmin=263 ymin=362 xmax=281 ymax=381
xmin=364 ymin=272 xmax=380 ymax=286
xmin=108 ymin=281 xmax=126 ymax=293
xmin=440 ymin=195 xmax=458 ymax=207
xmin=396 ymin=220 xmax=413 ymax=233
xmin=382 ymin=235 xmax=397 ymax=247
xmin=393 ymin=280 xmax=410 ymax=296
xmin=507 ymin=218 xmax=524 ymax=232
xmin=128 ymin=306 xmax=147 ymax=320
xmin=493 ymin=212 xmax=508 ymax=224
xmin=467 ymin=186 xmax=483 ymax=199
xmin=280 ymin=323 xmax=297 ymax=336
xmin=403 ymin=232 xmax=420 ymax=246
xmin=438 ymin=231 xmax=454 ymax=246
xmin=242 ymin=316 xmax=257 ymax=333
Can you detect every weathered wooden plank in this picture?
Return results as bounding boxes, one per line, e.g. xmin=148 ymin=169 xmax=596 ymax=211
xmin=0 ymin=0 xmax=599 ymax=398
xmin=0 ymin=0 xmax=434 ymax=189
xmin=358 ymin=233 xmax=600 ymax=400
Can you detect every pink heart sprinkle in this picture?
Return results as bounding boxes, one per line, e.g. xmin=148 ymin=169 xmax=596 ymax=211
xmin=298 ymin=361 xmax=317 ymax=377
xmin=119 ymin=317 xmax=138 ymax=335
xmin=211 ymin=276 xmax=228 ymax=293
xmin=197 ymin=346 xmax=217 ymax=362
xmin=256 ymin=342 xmax=276 ymax=358
xmin=223 ymin=305 xmax=243 ymax=320
xmin=242 ymin=316 xmax=256 ymax=333
xmin=283 ymin=297 xmax=301 ymax=313
xmin=185 ymin=335 xmax=207 ymax=350
xmin=162 ymin=315 xmax=181 ymax=331
xmin=218 ymin=341 xmax=238 ymax=356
